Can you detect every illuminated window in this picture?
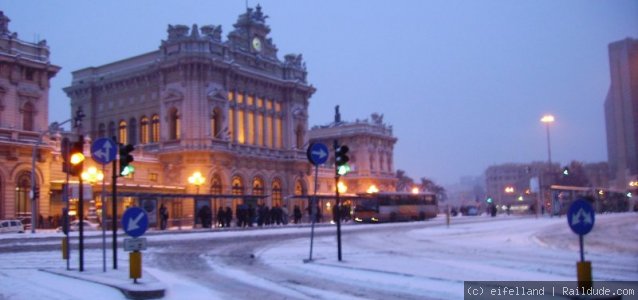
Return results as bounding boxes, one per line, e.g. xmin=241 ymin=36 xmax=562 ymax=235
xmin=276 ymin=117 xmax=283 ymax=148
xmin=247 ymin=95 xmax=254 ymax=106
xmin=257 ymin=98 xmax=263 ymax=108
xmin=119 ymin=120 xmax=127 ymax=144
xmin=257 ymin=113 xmax=264 ymax=146
xmin=237 ymin=109 xmax=245 ymax=144
xmin=151 ymin=114 xmax=160 ymax=143
xmin=252 ymin=177 xmax=264 ymax=196
xmin=266 ymin=115 xmax=273 ymax=148
xmin=228 ymin=91 xmax=234 ymax=102
xmin=210 ymin=174 xmax=222 ymax=194
xmin=237 ymin=93 xmax=244 ymax=104
xmin=140 ymin=117 xmax=149 ymax=144
xmin=295 ymin=179 xmax=305 ymax=195
xmin=232 ymin=175 xmax=244 ymax=209
xmin=22 ymin=102 xmax=35 ymax=131
xmin=266 ymin=99 xmax=273 ymax=110
xmin=272 ymin=178 xmax=282 ymax=206
xmin=274 ymin=102 xmax=281 ymax=112
xmin=229 ymin=108 xmax=235 ymax=142
xmin=149 ymin=172 xmax=158 ymax=182
xmin=248 ymin=111 xmax=255 ymax=145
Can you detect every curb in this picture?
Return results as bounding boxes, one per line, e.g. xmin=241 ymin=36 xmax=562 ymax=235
xmin=41 ymin=268 xmax=166 ymax=300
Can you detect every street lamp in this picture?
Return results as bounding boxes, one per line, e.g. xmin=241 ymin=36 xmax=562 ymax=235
xmin=540 ymin=114 xmax=555 ymax=216
xmin=81 ymin=166 xmax=104 ymax=223
xmin=188 ymin=171 xmax=205 ymax=194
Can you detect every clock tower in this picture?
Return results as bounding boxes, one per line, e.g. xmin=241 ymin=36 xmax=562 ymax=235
xmin=227 ymin=4 xmax=278 ymax=59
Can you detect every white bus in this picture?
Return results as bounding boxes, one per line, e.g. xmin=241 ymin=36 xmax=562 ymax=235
xmin=353 ymin=192 xmax=438 ymax=223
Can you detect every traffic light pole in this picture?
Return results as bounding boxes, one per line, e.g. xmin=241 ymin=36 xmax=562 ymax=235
xmin=334 ymin=140 xmax=343 ymax=262
xmin=112 ymin=141 xmax=118 ymax=270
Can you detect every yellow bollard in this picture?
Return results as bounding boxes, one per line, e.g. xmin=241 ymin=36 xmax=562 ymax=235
xmin=62 ymin=238 xmax=68 ymax=260
xmin=130 ymin=251 xmax=142 ymax=282
xmin=577 ymin=261 xmax=592 ymax=290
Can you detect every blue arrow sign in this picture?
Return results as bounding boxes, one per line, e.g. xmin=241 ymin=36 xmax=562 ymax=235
xmin=121 ymin=207 xmax=149 ymax=238
xmin=307 ymin=143 xmax=329 ymax=166
xmin=567 ymin=198 xmax=595 ymax=235
xmin=91 ymin=138 xmax=117 ymax=165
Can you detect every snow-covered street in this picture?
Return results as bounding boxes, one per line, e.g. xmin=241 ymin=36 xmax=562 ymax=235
xmin=0 ymin=213 xmax=636 ymax=299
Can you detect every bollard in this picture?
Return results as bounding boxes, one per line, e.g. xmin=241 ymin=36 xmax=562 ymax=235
xmin=130 ymin=251 xmax=142 ymax=283
xmin=577 ymin=261 xmax=592 ymax=290
xmin=62 ymin=237 xmax=68 ymax=260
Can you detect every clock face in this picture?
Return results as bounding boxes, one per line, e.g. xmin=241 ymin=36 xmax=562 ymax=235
xmin=252 ymin=37 xmax=262 ymax=52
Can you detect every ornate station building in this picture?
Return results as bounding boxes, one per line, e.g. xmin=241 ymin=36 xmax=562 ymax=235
xmin=0 ymin=7 xmax=398 ymax=227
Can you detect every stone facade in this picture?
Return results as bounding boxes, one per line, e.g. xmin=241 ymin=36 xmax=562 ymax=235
xmin=0 ymin=11 xmax=60 ymax=219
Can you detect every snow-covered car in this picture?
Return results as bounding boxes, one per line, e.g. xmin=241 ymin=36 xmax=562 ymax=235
xmin=57 ymin=220 xmax=100 ymax=232
xmin=0 ymin=219 xmax=25 ymax=233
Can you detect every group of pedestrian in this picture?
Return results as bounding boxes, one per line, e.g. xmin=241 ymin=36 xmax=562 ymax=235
xmin=216 ymin=206 xmax=233 ymax=228
xmin=197 ymin=205 xmax=213 ymax=228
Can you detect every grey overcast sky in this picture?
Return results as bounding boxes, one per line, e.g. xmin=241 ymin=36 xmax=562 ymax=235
xmin=4 ymin=1 xmax=637 ymax=185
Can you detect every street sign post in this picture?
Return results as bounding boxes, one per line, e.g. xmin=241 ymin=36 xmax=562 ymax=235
xmin=91 ymin=138 xmax=117 ymax=165
xmin=307 ymin=143 xmax=329 ymax=166
xmin=122 ymin=207 xmax=149 ymax=238
xmin=121 ymin=207 xmax=148 ymax=283
xmin=567 ymin=198 xmax=595 ymax=291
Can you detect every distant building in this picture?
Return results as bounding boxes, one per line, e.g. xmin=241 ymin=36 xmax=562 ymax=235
xmin=605 ymin=37 xmax=638 ymax=190
xmin=484 ymin=162 xmax=552 ymax=211
xmin=308 ymin=110 xmax=398 ymax=196
xmin=0 ymin=11 xmax=60 ymax=219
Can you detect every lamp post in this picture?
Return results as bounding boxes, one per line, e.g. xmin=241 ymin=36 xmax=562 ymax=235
xmin=81 ymin=166 xmax=104 ymax=222
xmin=188 ymin=171 xmax=205 ymax=194
xmin=540 ymin=114 xmax=555 ymax=216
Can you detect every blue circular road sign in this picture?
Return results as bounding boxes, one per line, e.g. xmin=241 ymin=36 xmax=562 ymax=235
xmin=307 ymin=143 xmax=329 ymax=165
xmin=121 ymin=207 xmax=149 ymax=238
xmin=567 ymin=198 xmax=595 ymax=236
xmin=91 ymin=138 xmax=117 ymax=165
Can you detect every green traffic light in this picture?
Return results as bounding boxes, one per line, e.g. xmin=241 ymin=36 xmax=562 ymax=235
xmin=337 ymin=164 xmax=350 ymax=176
xmin=486 ymin=197 xmax=493 ymax=203
xmin=121 ymin=165 xmax=135 ymax=176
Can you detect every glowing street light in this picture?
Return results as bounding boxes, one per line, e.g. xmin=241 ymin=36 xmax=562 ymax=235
xmin=366 ymin=185 xmax=379 ymax=194
xmin=411 ymin=187 xmax=419 ymax=194
xmin=188 ymin=171 xmax=206 ymax=194
xmin=81 ymin=166 xmax=104 ymax=184
xmin=337 ymin=181 xmax=348 ymax=194
xmin=504 ymin=186 xmax=515 ymax=193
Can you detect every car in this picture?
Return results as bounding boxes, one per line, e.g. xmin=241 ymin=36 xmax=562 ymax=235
xmin=57 ymin=220 xmax=101 ymax=233
xmin=0 ymin=219 xmax=25 ymax=233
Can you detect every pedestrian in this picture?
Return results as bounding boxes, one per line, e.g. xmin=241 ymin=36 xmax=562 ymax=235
xmin=294 ymin=205 xmax=302 ymax=224
xmin=217 ymin=207 xmax=225 ymax=227
xmin=224 ymin=206 xmax=232 ymax=228
xmin=160 ymin=204 xmax=169 ymax=230
xmin=281 ymin=204 xmax=289 ymax=225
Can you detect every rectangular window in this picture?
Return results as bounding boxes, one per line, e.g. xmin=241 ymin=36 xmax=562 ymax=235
xmin=237 ymin=93 xmax=244 ymax=104
xmin=149 ymin=172 xmax=158 ymax=182
xmin=228 ymin=91 xmax=234 ymax=102
xmin=266 ymin=99 xmax=273 ymax=110
xmin=248 ymin=111 xmax=255 ymax=145
xmin=275 ymin=102 xmax=281 ymax=112
xmin=257 ymin=98 xmax=264 ymax=108
xmin=257 ymin=113 xmax=264 ymax=146
xmin=229 ymin=108 xmax=235 ymax=142
xmin=266 ymin=115 xmax=273 ymax=148
xmin=247 ymin=95 xmax=254 ymax=106
xmin=238 ymin=110 xmax=245 ymax=144
xmin=276 ymin=117 xmax=283 ymax=148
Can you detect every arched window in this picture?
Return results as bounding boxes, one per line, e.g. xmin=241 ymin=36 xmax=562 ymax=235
xmin=169 ymin=108 xmax=180 ymax=140
xmin=211 ymin=108 xmax=222 ymax=139
xmin=22 ymin=102 xmax=35 ymax=131
xmin=295 ymin=125 xmax=304 ymax=149
xmin=97 ymin=123 xmax=106 ymax=138
xmin=271 ymin=178 xmax=282 ymax=206
xmin=128 ymin=118 xmax=137 ymax=145
xmin=139 ymin=117 xmax=149 ymax=144
xmin=151 ymin=114 xmax=160 ymax=143
xmin=232 ymin=176 xmax=244 ymax=210
xmin=14 ymin=172 xmax=31 ymax=215
xmin=108 ymin=121 xmax=116 ymax=139
xmin=210 ymin=174 xmax=222 ymax=194
xmin=294 ymin=179 xmax=305 ymax=196
xmin=252 ymin=177 xmax=264 ymax=196
xmin=118 ymin=120 xmax=127 ymax=144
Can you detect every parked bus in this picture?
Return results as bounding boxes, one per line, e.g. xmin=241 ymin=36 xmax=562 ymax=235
xmin=353 ymin=192 xmax=438 ymax=223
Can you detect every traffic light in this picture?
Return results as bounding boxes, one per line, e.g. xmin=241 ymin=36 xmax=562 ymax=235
xmin=335 ymin=144 xmax=350 ymax=176
xmin=119 ymin=144 xmax=135 ymax=176
xmin=69 ymin=138 xmax=85 ymax=176
xmin=562 ymin=167 xmax=570 ymax=176
xmin=486 ymin=197 xmax=493 ymax=204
